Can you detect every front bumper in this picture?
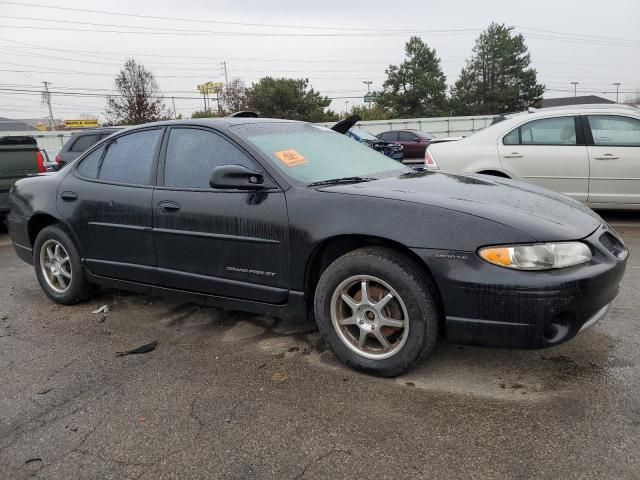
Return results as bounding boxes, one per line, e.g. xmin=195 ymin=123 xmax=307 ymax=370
xmin=413 ymin=224 xmax=628 ymax=349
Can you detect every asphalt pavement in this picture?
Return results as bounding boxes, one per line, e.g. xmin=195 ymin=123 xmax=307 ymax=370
xmin=1 ymin=213 xmax=639 ymax=479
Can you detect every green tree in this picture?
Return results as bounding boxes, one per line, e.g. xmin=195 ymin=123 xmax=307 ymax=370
xmin=350 ymin=104 xmax=393 ymax=121
xmin=450 ymin=23 xmax=545 ymax=115
xmin=375 ymin=37 xmax=448 ymax=118
xmin=105 ymin=58 xmax=168 ymax=125
xmin=246 ymin=77 xmax=338 ymax=122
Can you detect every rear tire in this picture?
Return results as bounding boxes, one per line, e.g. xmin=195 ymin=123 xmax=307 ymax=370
xmin=33 ymin=225 xmax=94 ymax=305
xmin=314 ymin=247 xmax=439 ymax=377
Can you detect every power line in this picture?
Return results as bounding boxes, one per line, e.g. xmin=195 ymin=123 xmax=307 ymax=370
xmin=0 ymin=22 xmax=479 ymax=38
xmin=2 ymin=1 xmax=638 ymax=45
xmin=0 ymin=1 xmax=472 ymax=33
xmin=4 ymin=37 xmax=640 ymax=68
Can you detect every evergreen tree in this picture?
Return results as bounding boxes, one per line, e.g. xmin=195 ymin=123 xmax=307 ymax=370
xmin=450 ymin=23 xmax=545 ymax=115
xmin=375 ymin=37 xmax=448 ymax=118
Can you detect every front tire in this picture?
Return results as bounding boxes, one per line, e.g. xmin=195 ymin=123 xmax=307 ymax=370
xmin=33 ymin=225 xmax=93 ymax=305
xmin=314 ymin=247 xmax=439 ymax=377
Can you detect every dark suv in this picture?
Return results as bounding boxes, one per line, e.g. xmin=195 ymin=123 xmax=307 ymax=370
xmin=55 ymin=127 xmax=122 ymax=168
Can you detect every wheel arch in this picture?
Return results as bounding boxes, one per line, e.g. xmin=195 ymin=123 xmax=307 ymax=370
xmin=304 ymin=234 xmax=445 ymax=328
xmin=27 ymin=213 xmax=79 ymax=253
xmin=476 ymin=169 xmax=511 ymax=178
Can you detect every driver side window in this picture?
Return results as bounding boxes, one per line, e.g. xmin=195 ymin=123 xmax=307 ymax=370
xmin=164 ymin=128 xmax=258 ymax=188
xmin=398 ymin=132 xmax=417 ymax=142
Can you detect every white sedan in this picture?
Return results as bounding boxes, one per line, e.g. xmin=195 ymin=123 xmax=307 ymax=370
xmin=425 ymin=104 xmax=640 ymax=209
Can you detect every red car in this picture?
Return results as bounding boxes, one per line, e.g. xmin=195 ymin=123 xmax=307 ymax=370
xmin=377 ymin=129 xmax=435 ymax=159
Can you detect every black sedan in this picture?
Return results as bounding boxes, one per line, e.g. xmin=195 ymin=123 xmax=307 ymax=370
xmin=7 ymin=118 xmax=628 ymax=376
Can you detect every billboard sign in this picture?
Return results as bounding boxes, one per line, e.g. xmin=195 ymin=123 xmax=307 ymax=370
xmin=64 ymin=119 xmax=99 ymax=129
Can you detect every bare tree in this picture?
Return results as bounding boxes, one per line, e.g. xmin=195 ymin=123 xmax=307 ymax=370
xmin=219 ymin=77 xmax=249 ymax=114
xmin=106 ymin=59 xmax=167 ymax=125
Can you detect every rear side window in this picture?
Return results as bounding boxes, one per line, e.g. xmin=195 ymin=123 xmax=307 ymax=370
xmin=70 ymin=134 xmax=100 ymax=152
xmin=503 ymin=128 xmax=519 ymax=145
xmin=77 ymin=147 xmax=103 ymax=178
xmin=98 ymin=129 xmax=162 ymax=185
xmin=588 ymin=115 xmax=640 ymax=146
xmin=164 ymin=128 xmax=257 ymax=188
xmin=503 ymin=117 xmax=577 ymax=146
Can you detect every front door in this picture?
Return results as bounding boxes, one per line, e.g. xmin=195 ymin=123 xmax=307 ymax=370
xmin=498 ymin=115 xmax=589 ymax=202
xmin=585 ymin=114 xmax=640 ymax=205
xmin=152 ymin=126 xmax=289 ymax=304
xmin=58 ymin=128 xmax=163 ymax=283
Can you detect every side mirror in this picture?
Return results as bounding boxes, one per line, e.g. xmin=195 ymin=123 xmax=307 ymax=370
xmin=209 ymin=164 xmax=268 ymax=190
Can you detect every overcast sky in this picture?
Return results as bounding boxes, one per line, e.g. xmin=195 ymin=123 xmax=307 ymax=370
xmin=1 ymin=0 xmax=639 ymax=121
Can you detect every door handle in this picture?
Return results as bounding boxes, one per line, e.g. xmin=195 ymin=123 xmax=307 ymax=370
xmin=503 ymin=152 xmax=523 ymax=158
xmin=60 ymin=191 xmax=78 ymax=202
xmin=158 ymin=201 xmax=181 ymax=214
xmin=593 ymin=154 xmax=619 ymax=160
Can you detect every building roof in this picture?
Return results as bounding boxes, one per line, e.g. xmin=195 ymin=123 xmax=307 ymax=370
xmin=0 ymin=117 xmax=37 ymax=131
xmin=541 ymin=96 xmax=615 ymax=108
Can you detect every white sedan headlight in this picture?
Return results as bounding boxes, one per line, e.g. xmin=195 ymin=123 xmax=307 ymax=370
xmin=479 ymin=242 xmax=592 ymax=270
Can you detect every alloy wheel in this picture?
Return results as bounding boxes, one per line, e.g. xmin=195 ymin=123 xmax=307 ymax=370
xmin=330 ymin=274 xmax=409 ymax=360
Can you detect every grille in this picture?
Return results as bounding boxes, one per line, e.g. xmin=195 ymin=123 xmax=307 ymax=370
xmin=600 ymin=231 xmax=624 ymax=255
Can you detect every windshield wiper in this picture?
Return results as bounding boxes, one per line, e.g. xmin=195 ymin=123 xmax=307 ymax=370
xmin=307 ymin=176 xmax=374 ymax=187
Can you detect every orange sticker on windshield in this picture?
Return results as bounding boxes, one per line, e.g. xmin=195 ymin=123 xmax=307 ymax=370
xmin=275 ymin=149 xmax=308 ymax=167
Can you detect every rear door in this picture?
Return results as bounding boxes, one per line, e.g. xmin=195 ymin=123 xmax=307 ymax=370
xmin=497 ymin=115 xmax=589 ymax=202
xmin=58 ymin=128 xmax=163 ymax=283
xmin=152 ymin=126 xmax=289 ymax=303
xmin=585 ymin=114 xmax=640 ymax=205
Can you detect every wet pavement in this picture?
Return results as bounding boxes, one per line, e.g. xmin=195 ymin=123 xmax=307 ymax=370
xmin=1 ymin=213 xmax=639 ymax=479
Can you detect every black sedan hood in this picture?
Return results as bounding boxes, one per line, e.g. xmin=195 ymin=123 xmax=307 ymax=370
xmin=321 ymin=170 xmax=602 ymax=242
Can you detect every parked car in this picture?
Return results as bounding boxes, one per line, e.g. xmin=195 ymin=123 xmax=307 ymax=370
xmin=425 ymin=104 xmax=640 ymax=209
xmin=55 ymin=127 xmax=122 ymax=168
xmin=7 ymin=118 xmax=627 ymax=376
xmin=377 ymin=129 xmax=435 ymax=159
xmin=0 ymin=135 xmax=47 ymax=223
xmin=346 ymin=127 xmax=403 ymax=161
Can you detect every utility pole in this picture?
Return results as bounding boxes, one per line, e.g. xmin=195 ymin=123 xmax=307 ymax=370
xmin=171 ymin=96 xmax=177 ymax=119
xmin=344 ymin=100 xmax=350 ymax=118
xmin=613 ymin=82 xmax=621 ymax=103
xmin=221 ymin=61 xmax=229 ymax=85
xmin=570 ymin=81 xmax=579 ymax=101
xmin=41 ymin=81 xmax=54 ymax=131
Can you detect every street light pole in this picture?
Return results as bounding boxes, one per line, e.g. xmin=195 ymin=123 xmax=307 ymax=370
xmin=363 ymin=80 xmax=373 ymax=110
xmin=570 ymin=82 xmax=579 ymax=102
xmin=344 ymin=100 xmax=350 ymax=117
xmin=613 ymin=82 xmax=621 ymax=103
xmin=570 ymin=82 xmax=578 ymax=97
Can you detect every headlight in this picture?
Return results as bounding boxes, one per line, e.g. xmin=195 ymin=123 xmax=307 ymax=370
xmin=479 ymin=242 xmax=591 ymax=270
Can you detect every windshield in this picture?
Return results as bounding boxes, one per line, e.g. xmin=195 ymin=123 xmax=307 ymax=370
xmin=349 ymin=127 xmax=378 ymax=141
xmin=231 ymin=122 xmax=410 ymax=184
